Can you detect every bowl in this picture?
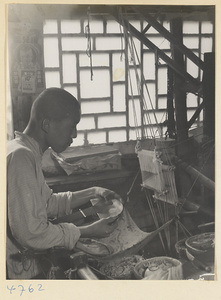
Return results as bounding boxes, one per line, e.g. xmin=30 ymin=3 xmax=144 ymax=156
xmin=175 ymin=238 xmax=187 ymax=258
xmin=185 ymin=232 xmax=215 ymax=263
xmin=185 ymin=232 xmax=214 ymax=255
xmin=90 ymin=198 xmax=123 ymax=219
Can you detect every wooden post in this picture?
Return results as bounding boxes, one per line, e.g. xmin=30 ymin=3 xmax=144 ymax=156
xmin=171 ymin=18 xmax=189 ymax=157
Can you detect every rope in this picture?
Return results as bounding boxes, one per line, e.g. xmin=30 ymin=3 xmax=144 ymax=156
xmin=85 ymin=7 xmax=93 ymax=81
xmin=126 ymin=169 xmax=141 ymax=202
xmin=120 ymin=8 xmax=160 ymax=139
xmin=144 ymin=189 xmax=167 ymax=254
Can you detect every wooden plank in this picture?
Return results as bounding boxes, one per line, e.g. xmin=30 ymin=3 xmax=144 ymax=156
xmin=46 ymin=169 xmax=135 ymax=187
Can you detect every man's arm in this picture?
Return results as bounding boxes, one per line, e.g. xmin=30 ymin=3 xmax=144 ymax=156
xmin=7 ymin=148 xmax=80 ymax=251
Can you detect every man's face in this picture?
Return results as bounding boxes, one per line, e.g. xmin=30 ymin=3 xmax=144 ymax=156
xmin=46 ymin=108 xmax=81 ymax=153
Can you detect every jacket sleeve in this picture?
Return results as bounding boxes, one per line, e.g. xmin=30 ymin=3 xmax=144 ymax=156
xmin=46 ymin=191 xmax=73 ymax=219
xmin=7 ymin=147 xmax=80 ymax=251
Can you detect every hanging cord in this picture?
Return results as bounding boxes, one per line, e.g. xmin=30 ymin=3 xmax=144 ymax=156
xmin=128 ymin=35 xmax=155 ymax=139
xmin=127 ymin=30 xmax=157 ymax=138
xmin=85 ymin=7 xmax=93 ymax=81
xmin=126 ymin=169 xmax=141 ymax=202
xmin=118 ymin=7 xmax=208 ymax=248
xmin=126 ymin=21 xmax=162 ymax=137
xmin=118 ymin=7 xmax=125 ymax=62
xmin=119 ymin=10 xmax=140 ymax=140
xmin=119 ymin=8 xmax=156 ymax=139
xmin=156 ymin=201 xmax=171 ymax=251
xmin=144 ymin=189 xmax=167 ymax=254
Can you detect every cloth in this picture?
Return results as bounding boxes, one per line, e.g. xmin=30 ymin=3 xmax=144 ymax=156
xmin=97 ymin=210 xmax=172 ymax=262
xmin=154 ymin=164 xmax=179 ymax=205
xmin=137 ymin=149 xmax=165 ymax=192
xmin=138 ymin=149 xmax=178 ymax=205
xmin=51 ymin=151 xmax=121 ymax=175
xmin=142 ymin=258 xmax=183 ymax=280
xmin=7 ymin=132 xmax=81 ymax=279
xmin=142 ymin=264 xmax=183 ymax=280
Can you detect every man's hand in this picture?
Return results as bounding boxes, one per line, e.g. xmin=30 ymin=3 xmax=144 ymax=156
xmin=71 ymin=187 xmax=123 ymax=211
xmin=93 ymin=186 xmax=123 ymax=203
xmin=79 ymin=216 xmax=119 ymax=239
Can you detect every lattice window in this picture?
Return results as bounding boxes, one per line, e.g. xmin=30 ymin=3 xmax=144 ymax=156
xmin=43 ymin=16 xmax=214 ymax=146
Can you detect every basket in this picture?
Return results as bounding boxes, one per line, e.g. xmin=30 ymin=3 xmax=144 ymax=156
xmin=133 ymin=256 xmax=183 ymax=280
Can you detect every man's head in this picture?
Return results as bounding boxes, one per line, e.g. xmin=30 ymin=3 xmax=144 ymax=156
xmin=27 ymin=88 xmax=81 ymax=153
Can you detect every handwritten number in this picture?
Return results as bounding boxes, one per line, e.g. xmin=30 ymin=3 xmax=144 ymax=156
xmin=38 ymin=284 xmax=44 ymax=291
xmin=18 ymin=285 xmax=25 ymax=296
xmin=7 ymin=284 xmax=44 ymax=295
xmin=28 ymin=284 xmax=34 ymax=293
xmin=7 ymin=285 xmax=16 ymax=294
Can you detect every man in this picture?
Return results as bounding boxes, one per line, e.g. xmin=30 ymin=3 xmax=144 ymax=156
xmin=7 ymin=87 xmax=121 ymax=279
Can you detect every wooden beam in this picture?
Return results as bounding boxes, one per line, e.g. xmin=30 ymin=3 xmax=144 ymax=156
xmin=171 ymin=18 xmax=189 ymax=146
xmin=187 ymin=101 xmax=204 ymax=129
xmin=174 ymin=158 xmax=215 ymax=192
xmin=132 ymin=6 xmax=205 ymax=71
xmin=108 ymin=6 xmax=201 ymax=91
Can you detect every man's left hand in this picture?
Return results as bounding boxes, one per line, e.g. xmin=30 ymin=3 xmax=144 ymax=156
xmin=93 ymin=187 xmax=123 ymax=203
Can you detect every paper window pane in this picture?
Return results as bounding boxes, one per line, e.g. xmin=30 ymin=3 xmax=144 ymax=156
xmin=87 ymin=132 xmax=106 ymax=144
xmin=61 ymin=20 xmax=81 ymax=33
xmin=80 ymin=69 xmax=110 ymax=98
xmin=112 ymin=53 xmax=125 ymax=82
xmin=62 ymin=54 xmax=77 ymax=83
xmin=98 ymin=115 xmax=126 ymax=129
xmin=113 ymin=85 xmax=126 ymax=112
xmin=64 ymin=86 xmax=78 ymax=98
xmin=129 ymin=98 xmax=141 ymax=127
xmin=44 ymin=37 xmax=59 ymax=67
xmin=45 ymin=71 xmax=60 ymax=87
xmin=143 ymin=52 xmax=155 ymax=80
xmin=183 ymin=37 xmax=199 ymax=49
xmin=81 ymin=100 xmax=110 ymax=114
xmin=62 ymin=37 xmax=88 ymax=51
xmin=158 ymin=68 xmax=167 ymax=94
xmin=183 ymin=21 xmax=199 ymax=34
xmin=109 ymin=130 xmax=127 ymax=142
xmin=201 ymin=21 xmax=213 ymax=33
xmin=83 ymin=20 xmax=104 ymax=33
xmin=43 ymin=20 xmax=58 ymax=34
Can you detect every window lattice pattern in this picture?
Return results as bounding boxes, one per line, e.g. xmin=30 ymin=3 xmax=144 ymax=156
xmin=43 ymin=17 xmax=214 ymax=146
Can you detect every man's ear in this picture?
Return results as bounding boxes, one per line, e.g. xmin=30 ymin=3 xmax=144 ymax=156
xmin=42 ymin=119 xmax=50 ymax=133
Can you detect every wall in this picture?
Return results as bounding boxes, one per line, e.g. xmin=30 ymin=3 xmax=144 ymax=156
xmin=8 ymin=20 xmax=46 ymax=132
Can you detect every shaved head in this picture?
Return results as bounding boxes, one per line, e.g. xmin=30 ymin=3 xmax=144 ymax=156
xmin=24 ymin=88 xmax=81 ymax=153
xmin=30 ymin=88 xmax=80 ymax=122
